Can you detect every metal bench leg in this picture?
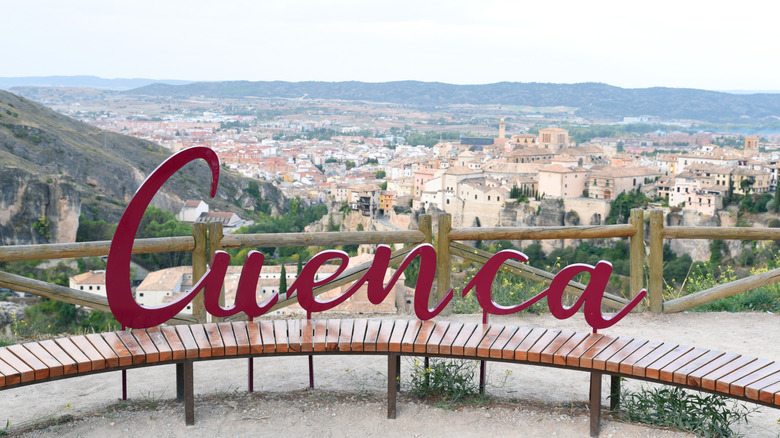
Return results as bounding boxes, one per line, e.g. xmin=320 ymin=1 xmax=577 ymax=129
xmin=609 ymin=375 xmax=621 ymax=411
xmin=184 ymin=360 xmax=195 ymax=425
xmin=176 ymin=363 xmax=185 ymax=402
xmin=388 ymin=354 xmax=400 ymax=419
xmin=590 ymin=371 xmax=602 ymax=437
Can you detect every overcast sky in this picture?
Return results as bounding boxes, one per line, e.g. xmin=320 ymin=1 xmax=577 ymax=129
xmin=3 ymin=0 xmax=778 ymax=91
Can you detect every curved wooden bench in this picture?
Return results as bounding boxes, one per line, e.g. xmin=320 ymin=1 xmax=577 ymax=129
xmin=1 ymin=319 xmax=779 ymax=437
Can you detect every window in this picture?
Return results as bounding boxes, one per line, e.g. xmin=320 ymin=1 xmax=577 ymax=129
xmin=89 ymin=286 xmax=93 ymax=291
xmin=80 ymin=286 xmax=84 ymax=290
xmin=139 ymin=293 xmax=144 ymax=297
xmin=475 ymin=195 xmax=477 ymax=200
xmin=446 ymin=199 xmax=450 ymax=204
xmin=497 ymin=197 xmax=500 ymax=201
xmin=633 ymin=178 xmax=636 ymax=186
xmin=488 ymin=196 xmax=491 ymax=201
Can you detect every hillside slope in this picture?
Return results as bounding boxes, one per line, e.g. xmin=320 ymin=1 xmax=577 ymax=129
xmin=0 ymin=90 xmax=285 ymax=245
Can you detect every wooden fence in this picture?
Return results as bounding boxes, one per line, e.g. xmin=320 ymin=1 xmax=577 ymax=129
xmin=0 ymin=208 xmax=779 ymax=320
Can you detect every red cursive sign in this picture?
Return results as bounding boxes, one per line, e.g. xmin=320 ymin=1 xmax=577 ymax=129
xmin=106 ymin=147 xmax=645 ymax=329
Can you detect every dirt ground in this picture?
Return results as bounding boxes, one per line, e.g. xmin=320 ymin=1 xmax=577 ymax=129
xmin=2 ymin=312 xmax=779 ymax=437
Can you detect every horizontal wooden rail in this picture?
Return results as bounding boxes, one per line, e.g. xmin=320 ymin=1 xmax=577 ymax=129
xmin=449 ymin=224 xmax=636 ymax=242
xmin=221 ymin=230 xmax=426 ymax=249
xmin=226 ymin=245 xmax=417 ymax=321
xmin=0 ymin=237 xmax=195 ymax=262
xmin=0 ymin=270 xmax=198 ymax=324
xmin=449 ymin=241 xmax=630 ymax=311
xmin=663 ymin=264 xmax=780 ymax=313
xmin=663 ymin=226 xmax=780 ymax=240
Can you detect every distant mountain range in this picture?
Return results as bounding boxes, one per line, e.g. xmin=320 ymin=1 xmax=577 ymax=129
xmin=0 ymin=75 xmax=192 ymax=91
xmin=125 ymin=80 xmax=780 ymax=123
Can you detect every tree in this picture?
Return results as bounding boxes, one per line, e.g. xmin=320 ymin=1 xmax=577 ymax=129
xmin=279 ymin=264 xmax=288 ymax=297
xmin=379 ymin=181 xmax=388 ymax=190
xmin=375 ymin=170 xmax=386 ymax=179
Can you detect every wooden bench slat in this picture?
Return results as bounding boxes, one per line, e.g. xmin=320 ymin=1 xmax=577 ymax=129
xmin=159 ymin=326 xmax=187 ymax=361
xmin=286 ymin=319 xmax=301 ymax=352
xmin=188 ymin=325 xmax=213 ymax=358
xmin=0 ymin=348 xmax=36 ymax=382
xmin=301 ymin=320 xmax=315 ymax=353
xmin=7 ymin=345 xmax=49 ymax=380
xmin=645 ymin=345 xmax=694 ymax=380
xmin=258 ymin=321 xmax=275 ymax=353
xmin=425 ymin=321 xmax=451 ymax=355
xmin=100 ymin=333 xmax=134 ymax=366
xmin=400 ymin=320 xmax=422 ymax=353
xmin=313 ymin=320 xmax=328 ymax=352
xmin=23 ymin=342 xmax=64 ymax=377
xmin=658 ymin=348 xmax=709 ymax=382
xmin=700 ymin=356 xmax=757 ymax=391
xmin=514 ymin=328 xmax=549 ymax=362
xmin=579 ymin=335 xmax=618 ymax=369
xmin=757 ymin=380 xmax=780 ymax=405
xmin=273 ymin=320 xmax=289 ymax=353
xmin=70 ymin=335 xmax=107 ymax=370
xmin=85 ymin=333 xmax=121 ymax=368
xmin=592 ymin=336 xmax=634 ymax=371
xmin=351 ymin=318 xmax=369 ymax=352
xmin=451 ymin=322 xmax=478 ymax=356
xmin=604 ymin=338 xmax=648 ymax=373
xmin=338 ymin=319 xmax=355 ymax=352
xmin=174 ymin=325 xmax=201 ymax=359
xmin=439 ymin=322 xmax=465 ymax=356
xmin=552 ymin=332 xmax=589 ymax=366
xmin=527 ymin=329 xmax=563 ymax=363
xmin=0 ymin=366 xmax=7 ymax=387
xmin=735 ymin=363 xmax=780 ymax=398
xmin=501 ymin=327 xmax=533 ymax=360
xmin=715 ymin=358 xmax=773 ymax=394
xmin=565 ymin=334 xmax=605 ymax=367
xmin=376 ymin=319 xmax=395 ymax=352
xmin=462 ymin=323 xmax=490 ymax=357
xmin=618 ymin=340 xmax=662 ymax=374
xmin=363 ymin=319 xmax=382 ymax=352
xmin=489 ymin=326 xmax=519 ymax=359
xmin=686 ymin=352 xmax=740 ymax=387
xmin=325 ymin=319 xmax=341 ymax=352
xmin=246 ymin=322 xmax=263 ymax=354
xmin=114 ymin=332 xmax=146 ymax=366
xmin=230 ymin=321 xmax=251 ymax=355
xmin=387 ymin=319 xmax=408 ymax=353
xmin=477 ymin=325 xmax=506 ymax=358
xmin=130 ymin=330 xmax=160 ymax=363
xmin=0 ymin=355 xmax=22 ymax=386
xmin=55 ymin=337 xmax=94 ymax=372
xmin=203 ymin=323 xmax=225 ymax=357
xmin=631 ymin=342 xmax=679 ymax=377
xmin=217 ymin=322 xmax=239 ymax=356
xmin=671 ymin=350 xmax=725 ymax=385
xmin=145 ymin=328 xmax=174 ymax=362
xmin=412 ymin=320 xmax=436 ymax=354
xmin=539 ymin=330 xmax=575 ymax=364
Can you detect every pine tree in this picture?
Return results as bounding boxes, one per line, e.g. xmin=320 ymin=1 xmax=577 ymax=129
xmin=279 ymin=264 xmax=288 ymax=297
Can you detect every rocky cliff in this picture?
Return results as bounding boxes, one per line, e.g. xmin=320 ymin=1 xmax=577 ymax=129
xmin=0 ymin=90 xmax=286 ymax=245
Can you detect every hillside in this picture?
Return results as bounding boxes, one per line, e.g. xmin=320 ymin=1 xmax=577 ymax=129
xmin=125 ymin=80 xmax=780 ymax=123
xmin=0 ymin=90 xmax=286 ymax=245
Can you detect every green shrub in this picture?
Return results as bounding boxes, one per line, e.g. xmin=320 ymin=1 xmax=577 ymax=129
xmin=408 ymin=358 xmax=479 ymax=405
xmin=616 ymin=386 xmax=754 ymax=437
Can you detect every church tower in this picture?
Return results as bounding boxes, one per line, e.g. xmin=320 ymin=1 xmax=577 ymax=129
xmin=499 ymin=118 xmax=506 ymax=139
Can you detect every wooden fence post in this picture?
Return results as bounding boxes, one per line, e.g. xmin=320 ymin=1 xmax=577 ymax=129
xmin=419 ymin=214 xmax=433 ymax=244
xmin=192 ymin=223 xmax=208 ymax=323
xmin=208 ymin=222 xmax=225 ymax=323
xmin=436 ymin=214 xmax=452 ymax=313
xmin=648 ymin=210 xmax=664 ymax=313
xmin=629 ymin=209 xmax=645 ymax=302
